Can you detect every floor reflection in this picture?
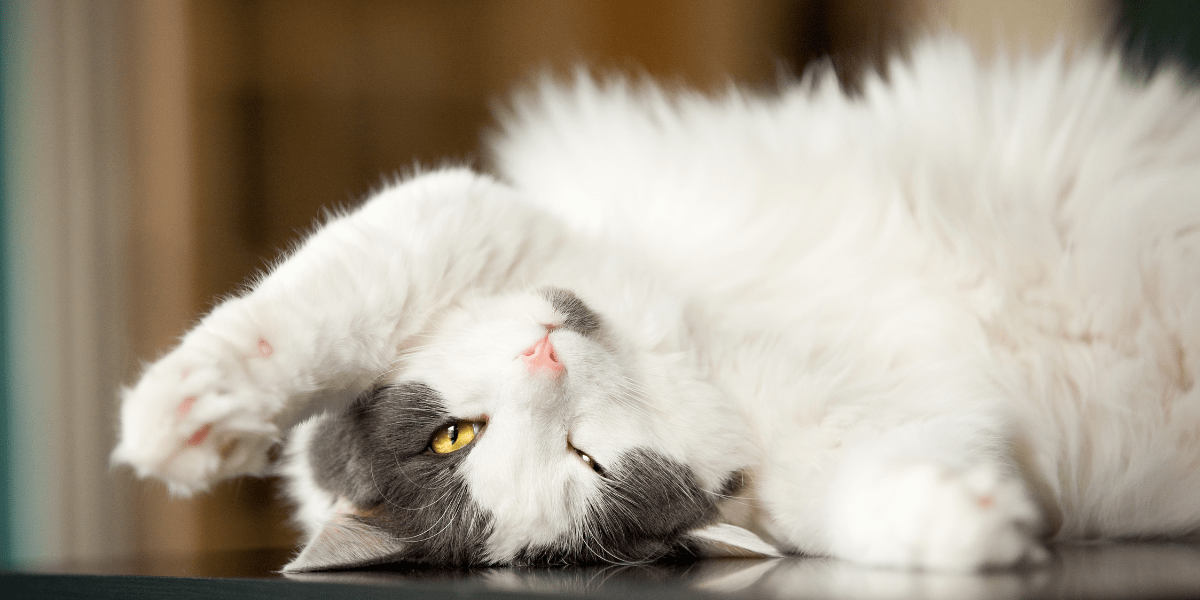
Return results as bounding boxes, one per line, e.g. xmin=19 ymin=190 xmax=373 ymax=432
xmin=692 ymin=557 xmax=1044 ymax=600
xmin=286 ymin=542 xmax=1200 ymax=599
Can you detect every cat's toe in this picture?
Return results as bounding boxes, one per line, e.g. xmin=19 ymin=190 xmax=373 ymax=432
xmin=112 ymin=347 xmax=281 ymax=494
xmin=831 ymin=463 xmax=1046 ymax=571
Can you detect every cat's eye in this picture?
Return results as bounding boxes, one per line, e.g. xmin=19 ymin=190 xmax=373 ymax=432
xmin=573 ymin=445 xmax=605 ymax=476
xmin=430 ymin=420 xmax=484 ymax=454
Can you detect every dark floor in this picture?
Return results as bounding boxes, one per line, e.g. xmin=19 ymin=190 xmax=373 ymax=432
xmin=8 ymin=542 xmax=1200 ymax=599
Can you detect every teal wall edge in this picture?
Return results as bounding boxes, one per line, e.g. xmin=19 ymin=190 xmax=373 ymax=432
xmin=0 ymin=0 xmax=15 ymax=570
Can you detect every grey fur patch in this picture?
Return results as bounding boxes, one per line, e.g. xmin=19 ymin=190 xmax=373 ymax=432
xmin=515 ymin=447 xmax=719 ymax=565
xmin=306 ymin=383 xmax=494 ymax=567
xmin=540 ymin=287 xmax=602 ymax=337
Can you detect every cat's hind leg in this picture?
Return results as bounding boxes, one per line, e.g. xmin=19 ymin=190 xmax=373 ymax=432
xmin=764 ymin=401 xmax=1049 ymax=571
xmin=823 ymin=447 xmax=1048 ymax=570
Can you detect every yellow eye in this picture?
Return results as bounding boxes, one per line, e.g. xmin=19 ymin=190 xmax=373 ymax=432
xmin=430 ymin=420 xmax=482 ymax=454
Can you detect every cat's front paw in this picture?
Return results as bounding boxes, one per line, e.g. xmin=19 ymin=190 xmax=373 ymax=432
xmin=830 ymin=464 xmax=1047 ymax=571
xmin=112 ymin=335 xmax=283 ymax=495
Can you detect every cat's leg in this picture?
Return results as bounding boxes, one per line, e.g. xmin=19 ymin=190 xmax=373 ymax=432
xmin=762 ymin=386 xmax=1048 ymax=571
xmin=824 ymin=419 xmax=1046 ymax=570
xmin=112 ymin=169 xmax=570 ymax=494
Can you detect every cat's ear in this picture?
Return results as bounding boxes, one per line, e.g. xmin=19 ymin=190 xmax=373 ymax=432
xmin=282 ymin=516 xmax=406 ymax=573
xmin=682 ymin=523 xmax=784 ymax=559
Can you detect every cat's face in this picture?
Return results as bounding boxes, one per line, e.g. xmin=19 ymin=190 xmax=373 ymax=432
xmin=285 ymin=287 xmax=758 ymax=571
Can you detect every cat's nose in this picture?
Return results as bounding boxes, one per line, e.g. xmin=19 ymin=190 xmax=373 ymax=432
xmin=521 ymin=334 xmax=563 ymax=375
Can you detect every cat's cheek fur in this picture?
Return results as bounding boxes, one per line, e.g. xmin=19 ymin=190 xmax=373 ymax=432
xmin=465 ymin=450 xmax=589 ymax=561
xmin=278 ymin=417 xmax=415 ymax=573
xmin=454 ymin=366 xmax=634 ymax=560
xmin=279 ymin=417 xmax=340 ymax=541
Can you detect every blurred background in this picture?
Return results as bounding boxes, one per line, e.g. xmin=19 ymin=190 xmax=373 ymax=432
xmin=0 ymin=0 xmax=1194 ymax=570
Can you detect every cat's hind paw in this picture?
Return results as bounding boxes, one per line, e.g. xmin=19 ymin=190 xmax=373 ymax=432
xmin=112 ymin=337 xmax=283 ymax=495
xmin=831 ymin=464 xmax=1048 ymax=571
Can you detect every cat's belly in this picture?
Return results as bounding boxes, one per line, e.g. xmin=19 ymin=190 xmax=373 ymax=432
xmin=1005 ymin=328 xmax=1200 ymax=539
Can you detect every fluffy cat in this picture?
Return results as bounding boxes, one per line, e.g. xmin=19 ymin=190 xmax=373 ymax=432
xmin=112 ymin=38 xmax=1200 ymax=572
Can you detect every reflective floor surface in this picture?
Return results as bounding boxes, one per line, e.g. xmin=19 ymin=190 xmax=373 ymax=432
xmin=10 ymin=541 xmax=1200 ymax=599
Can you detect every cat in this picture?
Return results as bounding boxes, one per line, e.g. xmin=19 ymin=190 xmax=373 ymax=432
xmin=112 ymin=37 xmax=1200 ymax=573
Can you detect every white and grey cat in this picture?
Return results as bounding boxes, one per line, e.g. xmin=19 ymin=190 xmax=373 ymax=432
xmin=113 ymin=38 xmax=1200 ymax=572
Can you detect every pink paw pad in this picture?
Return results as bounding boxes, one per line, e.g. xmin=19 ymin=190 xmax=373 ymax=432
xmin=187 ymin=424 xmax=213 ymax=446
xmin=977 ymin=494 xmax=995 ymax=509
xmin=258 ymin=338 xmax=273 ymax=357
xmin=177 ymin=396 xmax=197 ymax=419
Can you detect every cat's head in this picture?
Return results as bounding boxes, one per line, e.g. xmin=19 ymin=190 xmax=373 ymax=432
xmin=281 ymin=286 xmax=778 ymax=571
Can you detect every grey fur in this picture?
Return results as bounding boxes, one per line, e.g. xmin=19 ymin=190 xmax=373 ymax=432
xmin=541 ymin=287 xmax=602 ymax=337
xmin=307 ymin=383 xmax=495 ymax=566
xmin=515 ymin=448 xmax=718 ymax=565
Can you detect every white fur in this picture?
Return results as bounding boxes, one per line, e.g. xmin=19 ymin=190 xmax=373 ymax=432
xmin=278 ymin=417 xmax=338 ymax=541
xmin=113 ymin=38 xmax=1200 ymax=571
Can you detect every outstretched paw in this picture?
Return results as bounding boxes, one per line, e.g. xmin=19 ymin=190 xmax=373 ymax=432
xmin=832 ymin=464 xmax=1047 ymax=571
xmin=112 ymin=335 xmax=283 ymax=495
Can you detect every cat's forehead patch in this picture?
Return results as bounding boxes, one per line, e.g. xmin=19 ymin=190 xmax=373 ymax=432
xmin=540 ymin=287 xmax=602 ymax=337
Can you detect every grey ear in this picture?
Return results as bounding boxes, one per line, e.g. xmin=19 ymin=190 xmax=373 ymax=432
xmin=684 ymin=523 xmax=784 ymax=559
xmin=282 ymin=516 xmax=407 ymax=573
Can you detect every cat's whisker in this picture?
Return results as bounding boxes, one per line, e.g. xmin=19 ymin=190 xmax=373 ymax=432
xmin=702 ymin=491 xmax=757 ymax=508
xmin=606 ymin=386 xmax=709 ymax=436
xmin=387 ymin=478 xmax=467 ymax=544
xmin=591 ymin=563 xmax=637 ymax=589
xmin=367 ymin=459 xmax=457 ymax=516
xmin=576 ymin=516 xmax=651 ymax=567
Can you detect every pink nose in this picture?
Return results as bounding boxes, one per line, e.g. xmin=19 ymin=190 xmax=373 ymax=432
xmin=521 ymin=335 xmax=563 ymax=374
